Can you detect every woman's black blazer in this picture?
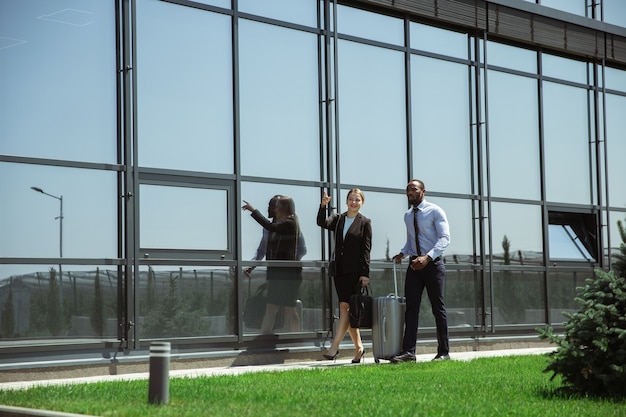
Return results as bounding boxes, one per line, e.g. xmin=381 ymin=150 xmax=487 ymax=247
xmin=317 ymin=207 xmax=371 ymax=277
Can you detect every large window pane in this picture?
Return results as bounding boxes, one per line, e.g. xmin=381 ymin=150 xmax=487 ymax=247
xmin=138 ymin=265 xmax=235 ymax=338
xmin=0 ymin=0 xmax=116 ymax=163
xmin=487 ymin=71 xmax=540 ymax=200
xmin=337 ymin=40 xmax=406 ymax=187
xmin=486 ymin=41 xmax=537 ymax=73
xmin=540 ymin=0 xmax=587 ymax=17
xmin=548 ymin=269 xmax=592 ymax=325
xmin=606 ymin=93 xmax=626 ymax=209
xmin=0 ymin=163 xmax=117 ymax=259
xmin=489 ymin=202 xmax=543 ymax=265
xmin=605 ymin=66 xmax=626 ymax=93
xmin=429 ymin=197 xmax=475 ymax=264
xmin=239 ymin=20 xmax=319 ymax=181
xmin=238 ymin=0 xmax=317 ymax=27
xmin=411 ymin=56 xmax=471 ymax=194
xmin=602 ymin=0 xmax=626 ymax=27
xmin=410 ymin=22 xmax=468 ymax=60
xmin=492 ymin=270 xmax=545 ymax=325
xmin=241 ymin=182 xmax=319 ymax=261
xmin=0 ymin=265 xmax=120 ymax=339
xmin=336 ymin=5 xmax=403 ymax=46
xmin=542 ymin=53 xmax=588 ymax=84
xmin=139 ymin=185 xmax=228 ymax=251
xmin=136 ymin=1 xmax=233 ymax=173
xmin=543 ymin=82 xmax=591 ymax=204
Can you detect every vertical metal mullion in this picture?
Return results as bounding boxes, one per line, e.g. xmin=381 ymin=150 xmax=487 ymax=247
xmin=404 ymin=18 xmax=412 ymax=182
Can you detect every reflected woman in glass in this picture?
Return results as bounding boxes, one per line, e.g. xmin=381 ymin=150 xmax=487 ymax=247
xmin=317 ymin=188 xmax=371 ymax=363
xmin=242 ymin=196 xmax=303 ymax=333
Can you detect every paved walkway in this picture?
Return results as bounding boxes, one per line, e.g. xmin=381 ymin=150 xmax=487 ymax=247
xmin=0 ymin=347 xmax=554 ymax=392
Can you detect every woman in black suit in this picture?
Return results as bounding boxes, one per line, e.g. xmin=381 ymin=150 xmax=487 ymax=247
xmin=317 ymin=188 xmax=371 ymax=363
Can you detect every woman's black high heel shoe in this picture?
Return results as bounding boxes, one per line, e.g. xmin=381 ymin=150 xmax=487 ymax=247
xmin=322 ymin=351 xmax=340 ymax=361
xmin=351 ymin=349 xmax=366 ymax=364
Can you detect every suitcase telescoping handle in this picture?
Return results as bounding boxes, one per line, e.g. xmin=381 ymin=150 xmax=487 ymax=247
xmin=393 ymin=261 xmax=399 ymax=298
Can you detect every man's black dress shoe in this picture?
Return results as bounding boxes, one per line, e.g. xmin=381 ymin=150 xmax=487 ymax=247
xmin=390 ymin=352 xmax=416 ymax=363
xmin=432 ymin=354 xmax=450 ymax=361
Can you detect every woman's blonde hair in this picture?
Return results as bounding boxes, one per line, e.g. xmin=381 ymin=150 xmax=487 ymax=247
xmin=346 ymin=188 xmax=365 ymax=204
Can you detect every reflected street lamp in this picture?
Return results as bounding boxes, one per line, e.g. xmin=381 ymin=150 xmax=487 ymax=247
xmin=31 ymin=186 xmax=64 ymax=303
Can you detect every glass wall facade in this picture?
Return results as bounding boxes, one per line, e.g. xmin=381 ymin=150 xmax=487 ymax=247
xmin=1 ymin=0 xmax=626 ymax=355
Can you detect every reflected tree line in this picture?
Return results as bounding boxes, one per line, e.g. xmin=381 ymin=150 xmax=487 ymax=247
xmin=1 ymin=218 xmax=626 ymax=339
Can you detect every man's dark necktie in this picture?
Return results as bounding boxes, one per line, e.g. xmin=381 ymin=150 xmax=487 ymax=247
xmin=413 ymin=206 xmax=421 ymax=256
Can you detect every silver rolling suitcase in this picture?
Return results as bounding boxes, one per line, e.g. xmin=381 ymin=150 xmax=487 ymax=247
xmin=372 ymin=262 xmax=406 ymax=363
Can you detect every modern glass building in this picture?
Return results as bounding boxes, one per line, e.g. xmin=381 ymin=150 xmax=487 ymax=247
xmin=1 ymin=0 xmax=626 ymax=360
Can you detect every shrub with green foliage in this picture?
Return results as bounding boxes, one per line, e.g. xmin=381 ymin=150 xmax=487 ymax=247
xmin=538 ymin=269 xmax=626 ymax=398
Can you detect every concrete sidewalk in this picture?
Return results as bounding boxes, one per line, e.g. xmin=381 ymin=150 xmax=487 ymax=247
xmin=0 ymin=347 xmax=554 ymax=392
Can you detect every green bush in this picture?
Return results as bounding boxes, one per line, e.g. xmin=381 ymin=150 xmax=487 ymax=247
xmin=538 ymin=269 xmax=626 ymax=398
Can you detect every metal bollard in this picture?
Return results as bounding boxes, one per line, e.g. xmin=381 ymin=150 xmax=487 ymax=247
xmin=148 ymin=342 xmax=171 ymax=405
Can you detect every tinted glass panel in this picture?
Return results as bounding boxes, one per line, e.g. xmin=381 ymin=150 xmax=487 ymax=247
xmin=605 ymin=94 xmax=626 ymax=209
xmin=487 ymin=71 xmax=540 ymax=200
xmin=543 ymin=82 xmax=591 ymax=204
xmin=337 ymin=40 xmax=406 ymax=188
xmin=548 ymin=269 xmax=592 ymax=325
xmin=542 ymin=53 xmax=588 ymax=84
xmin=138 ymin=265 xmax=235 ymax=338
xmin=486 ymin=41 xmax=537 ymax=73
xmin=489 ymin=202 xmax=543 ymax=265
xmin=239 ymin=0 xmax=317 ymax=27
xmin=239 ymin=20 xmax=319 ymax=181
xmin=0 ymin=0 xmax=116 ymax=163
xmin=605 ymin=66 xmax=626 ymax=92
xmin=0 ymin=162 xmax=117 ymax=258
xmin=0 ymin=265 xmax=120 ymax=339
xmin=492 ymin=270 xmax=545 ymax=325
xmin=136 ymin=1 xmax=233 ymax=173
xmin=336 ymin=5 xmax=403 ymax=46
xmin=603 ymin=0 xmax=626 ymax=27
xmin=410 ymin=22 xmax=468 ymax=59
xmin=139 ymin=185 xmax=228 ymax=250
xmin=540 ymin=0 xmax=587 ymax=17
xmin=411 ymin=56 xmax=471 ymax=194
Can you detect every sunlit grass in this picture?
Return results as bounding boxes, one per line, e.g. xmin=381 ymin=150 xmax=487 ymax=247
xmin=0 ymin=355 xmax=623 ymax=416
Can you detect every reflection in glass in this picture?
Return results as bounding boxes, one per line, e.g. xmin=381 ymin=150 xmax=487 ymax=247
xmin=547 ymin=269 xmax=591 ymax=325
xmin=489 ymin=202 xmax=543 ymax=265
xmin=542 ymin=53 xmax=588 ymax=84
xmin=241 ymin=182 xmax=319 ymax=261
xmin=411 ymin=56 xmax=471 ymax=194
xmin=428 ymin=197 xmax=475 ymax=264
xmin=239 ymin=20 xmax=319 ymax=181
xmin=337 ymin=40 xmax=406 ymax=188
xmin=238 ymin=0 xmax=317 ymax=27
xmin=543 ymin=82 xmax=591 ymax=204
xmin=0 ymin=0 xmax=116 ymax=163
xmin=539 ymin=0 xmax=587 ymax=17
xmin=410 ymin=22 xmax=468 ymax=59
xmin=605 ymin=94 xmax=626 ymax=209
xmin=139 ymin=185 xmax=228 ymax=250
xmin=548 ymin=224 xmax=593 ymax=261
xmin=0 ymin=163 xmax=117 ymax=259
xmin=136 ymin=1 xmax=233 ymax=173
xmin=605 ymin=66 xmax=626 ymax=93
xmin=609 ymin=211 xmax=626 ymax=262
xmin=486 ymin=41 xmax=537 ymax=73
xmin=491 ymin=270 xmax=545 ymax=325
xmin=336 ymin=4 xmax=404 ymax=46
xmin=0 ymin=265 xmax=119 ymax=339
xmin=603 ymin=0 xmax=626 ymax=27
xmin=138 ymin=265 xmax=234 ymax=338
xmin=487 ymin=71 xmax=540 ymax=200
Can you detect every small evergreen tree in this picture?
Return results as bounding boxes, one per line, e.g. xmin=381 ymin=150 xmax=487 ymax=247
xmin=1 ymin=278 xmax=16 ymax=338
xmin=538 ymin=269 xmax=626 ymax=398
xmin=612 ymin=218 xmax=626 ymax=279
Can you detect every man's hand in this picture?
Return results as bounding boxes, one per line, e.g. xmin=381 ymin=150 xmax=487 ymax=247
xmin=410 ymin=255 xmax=430 ymax=271
xmin=392 ymin=253 xmax=404 ymax=264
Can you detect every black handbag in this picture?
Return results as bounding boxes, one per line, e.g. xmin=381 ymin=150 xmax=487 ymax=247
xmin=349 ymin=285 xmax=373 ymax=329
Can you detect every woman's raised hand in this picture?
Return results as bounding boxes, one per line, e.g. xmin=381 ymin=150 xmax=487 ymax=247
xmin=321 ymin=191 xmax=331 ymax=207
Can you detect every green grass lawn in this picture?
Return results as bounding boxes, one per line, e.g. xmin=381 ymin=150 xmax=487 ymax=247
xmin=0 ymin=355 xmax=623 ymax=417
